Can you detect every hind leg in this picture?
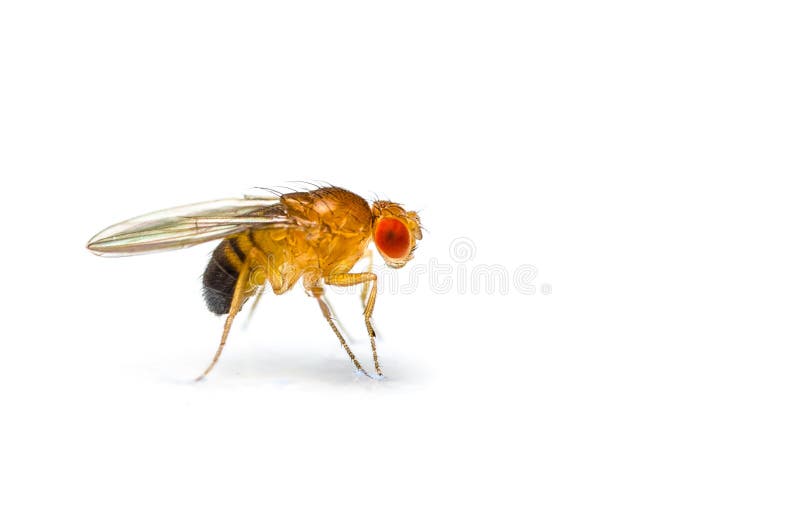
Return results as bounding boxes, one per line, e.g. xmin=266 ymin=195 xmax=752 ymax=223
xmin=195 ymin=248 xmax=266 ymax=381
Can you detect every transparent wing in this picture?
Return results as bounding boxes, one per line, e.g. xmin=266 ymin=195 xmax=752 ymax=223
xmin=87 ymin=197 xmax=292 ymax=256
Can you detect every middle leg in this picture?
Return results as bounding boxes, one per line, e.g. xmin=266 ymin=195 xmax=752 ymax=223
xmin=325 ymin=272 xmax=382 ymax=377
xmin=310 ymin=286 xmax=372 ymax=378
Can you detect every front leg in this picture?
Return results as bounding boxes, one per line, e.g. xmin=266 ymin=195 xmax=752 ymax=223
xmin=325 ymin=272 xmax=381 ymax=377
xmin=359 ymin=249 xmax=374 ymax=311
xmin=358 ymin=249 xmax=381 ymax=338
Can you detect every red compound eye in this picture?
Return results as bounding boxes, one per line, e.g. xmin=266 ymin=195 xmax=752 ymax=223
xmin=375 ymin=218 xmax=411 ymax=259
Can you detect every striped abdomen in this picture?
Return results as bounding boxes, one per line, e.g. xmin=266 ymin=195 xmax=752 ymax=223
xmin=202 ymin=237 xmax=249 ymax=314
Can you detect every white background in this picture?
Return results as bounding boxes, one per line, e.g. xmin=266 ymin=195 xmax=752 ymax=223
xmin=1 ymin=1 xmax=798 ymax=528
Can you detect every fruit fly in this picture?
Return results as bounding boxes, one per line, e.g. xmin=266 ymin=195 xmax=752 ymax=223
xmin=87 ymin=186 xmax=422 ymax=380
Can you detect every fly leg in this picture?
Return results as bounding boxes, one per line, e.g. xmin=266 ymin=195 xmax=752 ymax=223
xmin=359 ymin=250 xmax=380 ymax=339
xmin=325 ymin=272 xmax=382 ymax=378
xmin=359 ymin=249 xmax=373 ymax=310
xmin=242 ymin=285 xmax=266 ymax=329
xmin=196 ymin=247 xmax=266 ymax=381
xmin=310 ymin=286 xmax=372 ymax=378
xmin=321 ymin=292 xmax=354 ymax=341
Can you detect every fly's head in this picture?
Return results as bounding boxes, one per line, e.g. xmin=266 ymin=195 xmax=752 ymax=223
xmin=371 ymin=200 xmax=422 ymax=269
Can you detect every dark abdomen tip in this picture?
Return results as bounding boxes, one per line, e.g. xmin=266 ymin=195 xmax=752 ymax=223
xmin=202 ymin=241 xmax=240 ymax=315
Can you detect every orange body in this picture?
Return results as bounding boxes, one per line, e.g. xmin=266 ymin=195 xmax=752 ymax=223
xmin=212 ymin=187 xmax=373 ymax=302
xmin=88 ymin=185 xmax=422 ymax=379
